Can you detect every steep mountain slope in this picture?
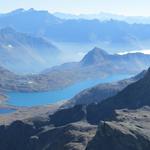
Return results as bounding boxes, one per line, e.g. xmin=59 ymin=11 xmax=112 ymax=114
xmin=80 ymin=47 xmax=150 ymax=69
xmin=48 ymin=67 xmax=150 ymax=126
xmin=65 ymin=70 xmax=146 ymax=107
xmin=1 ymin=68 xmax=150 ymax=149
xmin=0 ymin=27 xmax=59 ymax=73
xmin=44 ymin=47 xmax=150 ymax=83
xmin=80 ymin=48 xmax=110 ymax=66
xmin=0 ymin=120 xmax=97 ymax=150
xmin=86 ymin=107 xmax=150 ymax=150
xmin=85 ymin=67 xmax=150 ymax=124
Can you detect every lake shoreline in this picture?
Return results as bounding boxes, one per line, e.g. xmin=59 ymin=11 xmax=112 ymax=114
xmin=6 ymin=74 xmax=132 ymax=107
xmin=0 ymin=100 xmax=64 ymax=125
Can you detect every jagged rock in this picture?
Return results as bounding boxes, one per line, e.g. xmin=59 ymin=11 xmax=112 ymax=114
xmin=49 ymin=105 xmax=87 ymax=127
xmin=0 ymin=121 xmax=97 ymax=150
xmin=86 ymin=107 xmax=150 ymax=150
xmin=1 ymin=67 xmax=150 ymax=149
xmin=65 ymin=70 xmax=146 ymax=107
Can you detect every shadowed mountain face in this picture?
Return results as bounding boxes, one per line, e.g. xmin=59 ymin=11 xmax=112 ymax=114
xmin=86 ymin=107 xmax=150 ymax=150
xmin=0 ymin=120 xmax=97 ymax=150
xmin=1 ymin=8 xmax=150 ymax=150
xmin=65 ymin=70 xmax=147 ymax=107
xmin=48 ymin=68 xmax=150 ymax=126
xmin=47 ymin=68 xmax=150 ymax=150
xmin=2 ymin=9 xmax=150 ymax=49
xmin=85 ymin=68 xmax=150 ymax=124
xmin=80 ymin=47 xmax=150 ymax=69
xmin=1 ymin=68 xmax=150 ymax=149
xmin=0 ymin=27 xmax=60 ymax=73
xmin=81 ymin=47 xmax=110 ymax=66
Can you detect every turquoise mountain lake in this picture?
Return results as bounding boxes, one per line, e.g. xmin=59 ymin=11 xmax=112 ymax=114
xmin=7 ymin=74 xmax=133 ymax=107
xmin=0 ymin=108 xmax=16 ymax=114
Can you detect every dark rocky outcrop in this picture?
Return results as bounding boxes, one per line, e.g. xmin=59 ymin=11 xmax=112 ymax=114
xmin=0 ymin=120 xmax=39 ymax=150
xmin=1 ymin=67 xmax=150 ymax=149
xmin=51 ymin=68 xmax=150 ymax=125
xmin=86 ymin=107 xmax=150 ymax=150
xmin=0 ymin=120 xmax=97 ymax=150
xmin=35 ymin=122 xmax=97 ymax=150
xmin=86 ymin=68 xmax=150 ymax=124
xmin=65 ymin=69 xmax=146 ymax=107
xmin=50 ymin=105 xmax=87 ymax=127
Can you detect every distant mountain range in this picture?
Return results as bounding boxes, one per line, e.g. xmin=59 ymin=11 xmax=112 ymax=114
xmin=1 ymin=8 xmax=150 ymax=150
xmin=45 ymin=47 xmax=150 ymax=78
xmin=0 ymin=27 xmax=59 ymax=73
xmin=1 ymin=67 xmax=150 ymax=149
xmin=54 ymin=12 xmax=150 ymax=24
xmin=0 ymin=8 xmax=61 ymax=35
xmin=2 ymin=9 xmax=150 ymax=50
xmin=0 ymin=47 xmax=150 ymax=92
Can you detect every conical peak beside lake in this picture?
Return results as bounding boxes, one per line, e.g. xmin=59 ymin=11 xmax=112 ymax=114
xmin=81 ymin=47 xmax=110 ymax=66
xmin=1 ymin=5 xmax=150 ymax=150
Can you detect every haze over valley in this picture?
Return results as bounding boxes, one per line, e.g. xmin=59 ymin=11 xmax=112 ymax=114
xmin=1 ymin=1 xmax=150 ymax=149
xmin=1 ymin=9 xmax=150 ymax=73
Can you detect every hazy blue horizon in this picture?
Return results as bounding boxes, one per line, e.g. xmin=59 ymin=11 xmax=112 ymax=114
xmin=0 ymin=0 xmax=150 ymax=17
xmin=2 ymin=8 xmax=150 ymax=18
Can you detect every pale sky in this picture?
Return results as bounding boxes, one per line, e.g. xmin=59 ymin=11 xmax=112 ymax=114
xmin=0 ymin=0 xmax=150 ymax=16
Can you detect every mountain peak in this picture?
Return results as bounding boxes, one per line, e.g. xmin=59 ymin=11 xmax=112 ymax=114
xmin=27 ymin=8 xmax=49 ymax=14
xmin=141 ymin=67 xmax=150 ymax=79
xmin=8 ymin=8 xmax=50 ymax=16
xmin=9 ymin=8 xmax=25 ymax=15
xmin=81 ymin=47 xmax=109 ymax=66
xmin=28 ymin=8 xmax=35 ymax=12
xmin=92 ymin=47 xmax=109 ymax=54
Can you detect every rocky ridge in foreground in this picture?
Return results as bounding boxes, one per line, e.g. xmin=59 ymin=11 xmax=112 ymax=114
xmin=1 ymin=68 xmax=150 ymax=149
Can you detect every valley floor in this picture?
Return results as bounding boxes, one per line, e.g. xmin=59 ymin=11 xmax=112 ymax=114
xmin=0 ymin=103 xmax=61 ymax=125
